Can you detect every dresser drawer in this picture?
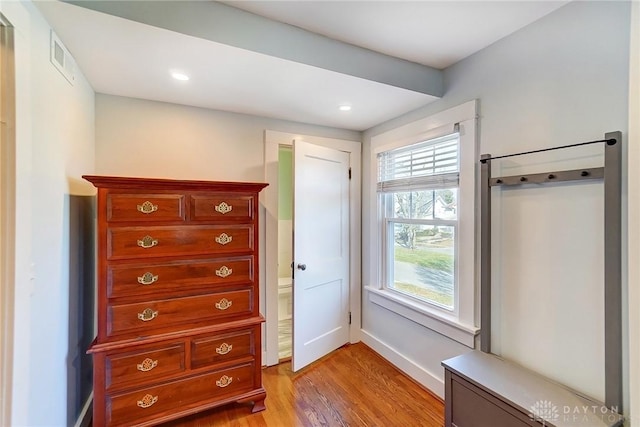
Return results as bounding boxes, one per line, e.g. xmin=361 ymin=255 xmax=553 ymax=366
xmin=107 ymin=288 xmax=253 ymax=337
xmin=107 ymin=257 xmax=253 ymax=299
xmin=106 ymin=343 xmax=185 ymax=391
xmin=107 ymin=225 xmax=253 ymax=260
xmin=191 ymin=327 xmax=256 ymax=369
xmin=189 ymin=194 xmax=254 ymax=221
xmin=107 ymin=194 xmax=185 ymax=222
xmin=106 ymin=362 xmax=255 ymax=426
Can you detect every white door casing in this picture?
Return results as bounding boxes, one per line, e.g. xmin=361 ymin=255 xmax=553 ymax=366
xmin=292 ymin=140 xmax=350 ymax=372
xmin=0 ymin=14 xmax=15 ymax=427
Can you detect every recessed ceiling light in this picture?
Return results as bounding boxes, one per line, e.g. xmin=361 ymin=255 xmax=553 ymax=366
xmin=339 ymin=105 xmax=352 ymax=112
xmin=171 ymin=72 xmax=190 ymax=81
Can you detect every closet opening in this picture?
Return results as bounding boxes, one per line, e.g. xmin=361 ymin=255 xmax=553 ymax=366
xmin=277 ymin=145 xmax=293 ymax=360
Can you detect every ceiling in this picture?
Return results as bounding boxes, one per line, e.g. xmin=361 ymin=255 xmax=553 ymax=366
xmin=221 ymin=1 xmax=568 ymax=70
xmin=35 ymin=1 xmax=568 ymax=131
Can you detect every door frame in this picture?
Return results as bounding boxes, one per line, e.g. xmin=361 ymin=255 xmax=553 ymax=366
xmin=628 ymin=1 xmax=639 ymax=423
xmin=263 ymin=130 xmax=361 ymax=366
xmin=0 ymin=13 xmax=15 ymax=427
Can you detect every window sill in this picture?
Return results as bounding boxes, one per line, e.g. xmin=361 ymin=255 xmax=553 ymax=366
xmin=365 ymin=286 xmax=479 ymax=348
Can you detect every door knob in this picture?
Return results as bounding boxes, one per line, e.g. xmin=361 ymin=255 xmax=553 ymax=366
xmin=297 ymin=263 xmax=307 ymax=271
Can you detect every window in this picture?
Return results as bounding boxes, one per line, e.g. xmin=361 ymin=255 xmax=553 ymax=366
xmin=378 ymin=133 xmax=459 ymax=310
xmin=366 ymin=100 xmax=478 ymax=347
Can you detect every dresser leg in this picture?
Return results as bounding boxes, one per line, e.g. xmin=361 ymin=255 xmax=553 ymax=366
xmin=251 ymin=398 xmax=266 ymax=413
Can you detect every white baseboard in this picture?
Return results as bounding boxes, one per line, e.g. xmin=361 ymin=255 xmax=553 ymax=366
xmin=74 ymin=392 xmax=93 ymax=427
xmin=361 ymin=330 xmax=444 ymax=399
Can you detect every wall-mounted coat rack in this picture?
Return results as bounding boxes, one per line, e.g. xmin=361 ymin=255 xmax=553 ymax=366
xmin=479 ymin=131 xmax=622 ymax=412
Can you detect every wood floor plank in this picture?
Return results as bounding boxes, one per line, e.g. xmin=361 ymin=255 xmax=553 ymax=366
xmin=161 ymin=343 xmax=444 ymax=427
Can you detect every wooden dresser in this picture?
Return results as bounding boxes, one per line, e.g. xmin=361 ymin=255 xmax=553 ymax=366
xmin=84 ymin=175 xmax=268 ymax=427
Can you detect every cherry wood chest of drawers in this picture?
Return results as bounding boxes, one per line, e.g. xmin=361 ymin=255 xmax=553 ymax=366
xmin=84 ymin=175 xmax=268 ymax=427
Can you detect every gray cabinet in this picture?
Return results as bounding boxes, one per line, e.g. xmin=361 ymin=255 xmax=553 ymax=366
xmin=442 ymin=351 xmax=623 ymax=427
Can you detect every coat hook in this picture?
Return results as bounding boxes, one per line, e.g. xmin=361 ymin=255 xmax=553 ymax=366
xmin=581 ymin=171 xmax=590 ymax=177
xmin=496 ymin=179 xmax=503 ymax=184
xmin=548 ymin=174 xmax=555 ymax=179
xmin=520 ymin=176 xmax=527 ymax=182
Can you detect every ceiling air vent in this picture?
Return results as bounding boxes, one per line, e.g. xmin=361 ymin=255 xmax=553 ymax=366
xmin=50 ymin=30 xmax=75 ymax=85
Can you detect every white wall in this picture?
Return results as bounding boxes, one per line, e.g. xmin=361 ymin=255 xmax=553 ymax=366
xmin=0 ymin=1 xmax=96 ymax=426
xmin=362 ymin=0 xmax=630 ymax=410
xmin=95 ymin=94 xmax=359 ymax=182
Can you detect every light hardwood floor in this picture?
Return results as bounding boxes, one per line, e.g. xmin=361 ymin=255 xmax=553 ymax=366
xmin=162 ymin=343 xmax=445 ymax=427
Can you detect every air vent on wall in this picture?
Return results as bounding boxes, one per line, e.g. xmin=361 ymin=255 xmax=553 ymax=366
xmin=50 ymin=30 xmax=75 ymax=85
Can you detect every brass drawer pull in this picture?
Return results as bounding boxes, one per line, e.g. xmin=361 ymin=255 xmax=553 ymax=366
xmin=137 ymin=272 xmax=159 ymax=285
xmin=137 ymin=235 xmax=158 ymax=249
xmin=137 ymin=308 xmax=158 ymax=322
xmin=216 ymin=343 xmax=233 ymax=355
xmin=215 ymin=266 xmax=233 ymax=278
xmin=137 ymin=358 xmax=158 ymax=372
xmin=215 ymin=202 xmax=233 ymax=215
xmin=214 ymin=233 xmax=233 ymax=246
xmin=137 ymin=201 xmax=158 ymax=214
xmin=137 ymin=394 xmax=158 ymax=408
xmin=215 ymin=298 xmax=233 ymax=311
xmin=216 ymin=375 xmax=233 ymax=388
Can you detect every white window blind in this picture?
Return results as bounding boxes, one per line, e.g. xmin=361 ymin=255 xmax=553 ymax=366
xmin=377 ymin=133 xmax=459 ymax=193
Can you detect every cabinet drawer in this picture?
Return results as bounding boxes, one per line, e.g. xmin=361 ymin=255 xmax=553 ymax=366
xmin=107 ymin=362 xmax=255 ymax=426
xmin=189 ymin=194 xmax=254 ymax=221
xmin=107 ymin=257 xmax=253 ymax=299
xmin=106 ymin=343 xmax=185 ymax=391
xmin=108 ymin=288 xmax=253 ymax=337
xmin=191 ymin=327 xmax=256 ymax=369
xmin=107 ymin=225 xmax=253 ymax=260
xmin=107 ymin=194 xmax=185 ymax=222
xmin=451 ymin=376 xmax=533 ymax=427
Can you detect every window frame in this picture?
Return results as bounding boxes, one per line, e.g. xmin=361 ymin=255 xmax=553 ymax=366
xmin=366 ymin=101 xmax=479 ymax=348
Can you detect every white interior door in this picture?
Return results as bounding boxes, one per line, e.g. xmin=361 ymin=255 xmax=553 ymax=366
xmin=292 ymin=139 xmax=350 ymax=372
